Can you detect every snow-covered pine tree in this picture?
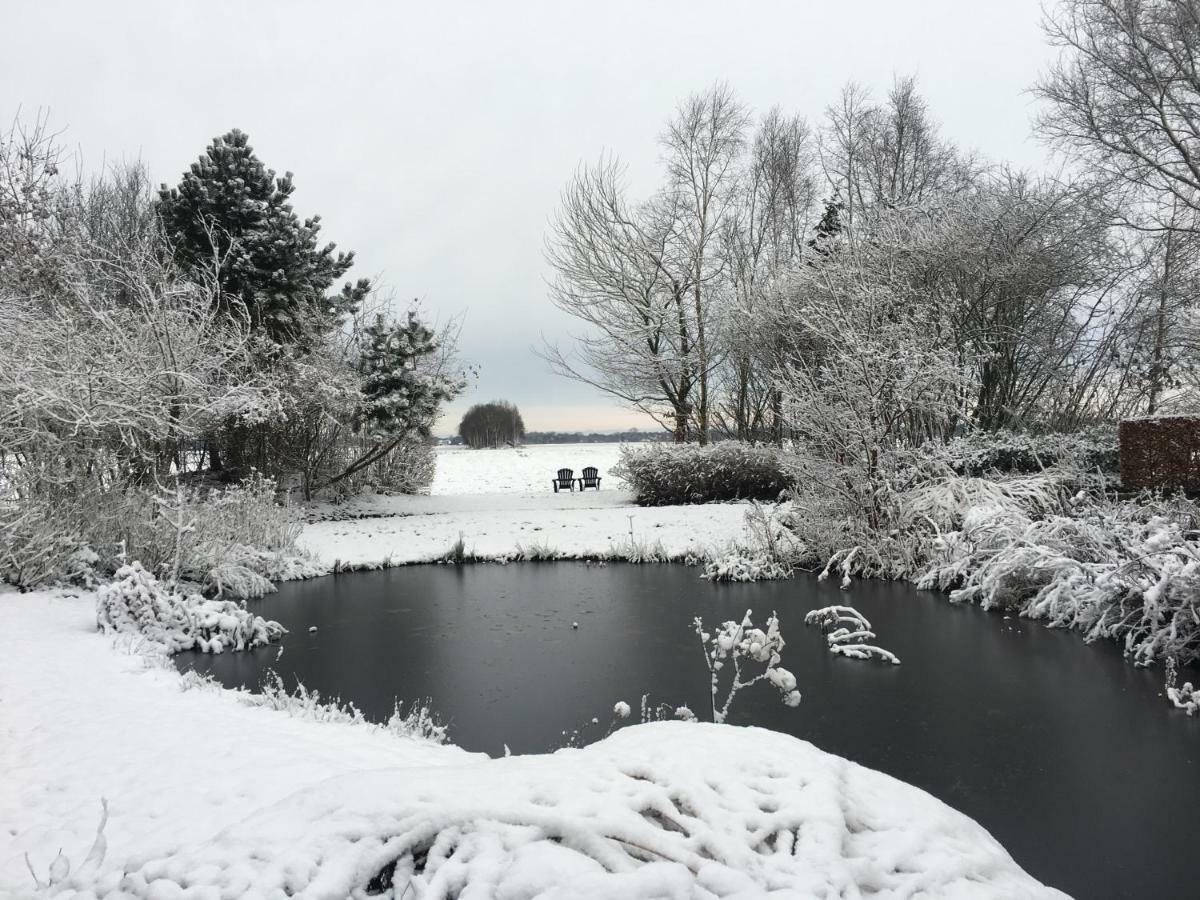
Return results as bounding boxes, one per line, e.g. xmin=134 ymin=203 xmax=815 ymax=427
xmin=357 ymin=310 xmax=460 ymax=439
xmin=158 ymin=129 xmax=369 ymax=346
xmin=806 ymin=197 xmax=844 ymax=259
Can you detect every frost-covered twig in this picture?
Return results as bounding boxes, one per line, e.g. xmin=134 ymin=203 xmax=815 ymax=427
xmin=693 ymin=610 xmax=801 ymax=723
xmin=805 ymin=605 xmax=901 ymax=664
xmin=1165 ymin=656 xmax=1198 ymax=716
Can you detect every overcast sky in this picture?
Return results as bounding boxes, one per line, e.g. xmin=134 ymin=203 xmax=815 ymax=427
xmin=2 ymin=0 xmax=1059 ymax=435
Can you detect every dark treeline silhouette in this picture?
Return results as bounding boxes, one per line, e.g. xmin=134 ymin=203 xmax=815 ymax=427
xmin=524 ymin=430 xmax=667 ymax=444
xmin=458 ymin=401 xmax=526 ymax=448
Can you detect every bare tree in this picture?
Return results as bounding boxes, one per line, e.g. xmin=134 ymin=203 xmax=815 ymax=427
xmin=1037 ymin=0 xmax=1200 ymax=232
xmin=819 ymin=77 xmax=974 ymax=225
xmin=660 ymin=84 xmax=751 ymax=442
xmin=544 ymin=158 xmax=699 ymax=441
xmin=718 ymin=109 xmax=817 ymax=440
xmin=545 ymin=85 xmax=748 ymax=443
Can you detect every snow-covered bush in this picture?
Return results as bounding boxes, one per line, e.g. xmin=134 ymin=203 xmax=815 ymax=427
xmin=703 ymin=503 xmax=799 ymax=582
xmin=939 ymin=427 xmax=1119 ymax=478
xmin=616 ymin=442 xmax=792 ymax=506
xmin=95 ymin=562 xmax=285 ymax=653
xmin=1 ymin=469 xmax=320 ymax=596
xmin=919 ymin=493 xmax=1200 ymax=667
xmin=693 ymin=609 xmax=801 ymax=722
xmin=703 ymin=550 xmax=790 ymax=582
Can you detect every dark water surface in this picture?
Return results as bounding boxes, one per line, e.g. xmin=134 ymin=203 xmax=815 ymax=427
xmin=177 ymin=563 xmax=1199 ymax=899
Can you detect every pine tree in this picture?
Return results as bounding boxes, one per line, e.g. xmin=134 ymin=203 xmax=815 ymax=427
xmin=158 ymin=129 xmax=368 ymax=345
xmin=357 ymin=310 xmax=461 ymax=438
xmin=807 ymin=197 xmax=845 ymax=259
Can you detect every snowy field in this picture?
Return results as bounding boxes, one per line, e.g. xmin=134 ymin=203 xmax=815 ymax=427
xmin=301 ymin=443 xmax=754 ymax=568
xmin=431 ymin=442 xmax=628 ymax=495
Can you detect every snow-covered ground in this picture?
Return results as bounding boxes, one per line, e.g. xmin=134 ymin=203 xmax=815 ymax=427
xmin=431 ymin=442 xmax=628 ymax=495
xmin=0 ymin=444 xmax=1066 ymax=897
xmin=0 ymin=589 xmax=1064 ymax=898
xmin=301 ymin=444 xmax=753 ymax=567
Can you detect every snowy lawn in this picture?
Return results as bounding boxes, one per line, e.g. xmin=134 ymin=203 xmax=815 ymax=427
xmin=301 ymin=443 xmax=755 ymax=567
xmin=0 ymin=589 xmax=1065 ymax=898
xmin=431 ymin=442 xmax=629 ymax=495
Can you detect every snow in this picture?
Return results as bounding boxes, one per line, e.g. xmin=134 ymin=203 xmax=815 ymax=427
xmin=430 ymin=442 xmax=628 ymax=495
xmin=301 ymin=443 xmax=754 ymax=567
xmin=0 ymin=591 xmax=1063 ymax=898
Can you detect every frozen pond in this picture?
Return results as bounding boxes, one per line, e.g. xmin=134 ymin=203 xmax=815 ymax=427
xmin=177 ymin=563 xmax=1199 ymax=899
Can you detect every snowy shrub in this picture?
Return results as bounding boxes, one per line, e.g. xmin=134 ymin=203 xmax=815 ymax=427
xmin=251 ymin=673 xmax=447 ymax=743
xmin=940 ymin=427 xmax=1119 ymax=478
xmin=704 ymin=503 xmax=802 ymax=581
xmin=919 ymin=494 xmax=1200 ymax=667
xmin=703 ymin=550 xmax=790 ymax=582
xmin=805 ymin=605 xmax=901 ymax=664
xmin=693 ymin=609 xmax=801 ymax=723
xmin=606 ymin=534 xmax=676 ymax=563
xmin=778 ymin=465 xmax=1072 ymax=584
xmin=325 ymin=437 xmax=437 ymax=499
xmin=95 ymin=562 xmax=285 ymax=653
xmin=1 ymin=470 xmax=319 ymax=596
xmin=615 ymin=442 xmax=793 ymax=506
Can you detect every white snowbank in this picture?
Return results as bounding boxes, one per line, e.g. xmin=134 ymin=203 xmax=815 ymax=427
xmin=0 ymin=590 xmax=474 ymax=896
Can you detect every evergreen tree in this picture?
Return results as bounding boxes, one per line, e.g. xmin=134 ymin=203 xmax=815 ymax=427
xmin=807 ymin=197 xmax=844 ymax=259
xmin=358 ymin=310 xmax=462 ymax=438
xmin=158 ymin=129 xmax=369 ymax=345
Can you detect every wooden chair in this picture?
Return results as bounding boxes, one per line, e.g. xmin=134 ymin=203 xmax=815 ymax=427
xmin=552 ymin=468 xmax=575 ymax=492
xmin=579 ymin=466 xmax=602 ymax=490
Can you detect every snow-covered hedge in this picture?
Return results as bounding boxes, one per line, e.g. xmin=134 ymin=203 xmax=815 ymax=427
xmin=96 ymin=562 xmax=285 ymax=653
xmin=616 ymin=442 xmax=793 ymax=505
xmin=939 ymin=426 xmax=1119 ymax=478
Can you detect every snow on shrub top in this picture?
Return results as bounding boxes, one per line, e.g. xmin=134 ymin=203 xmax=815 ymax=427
xmin=96 ymin=562 xmax=285 ymax=654
xmin=616 ymin=441 xmax=793 ymax=506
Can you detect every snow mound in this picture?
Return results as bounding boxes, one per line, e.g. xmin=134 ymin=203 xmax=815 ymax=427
xmin=70 ymin=723 xmax=1063 ymax=899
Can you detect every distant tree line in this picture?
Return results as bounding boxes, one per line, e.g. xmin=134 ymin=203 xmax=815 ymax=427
xmin=458 ymin=401 xmax=526 ymax=448
xmin=524 ymin=430 xmax=668 ymax=444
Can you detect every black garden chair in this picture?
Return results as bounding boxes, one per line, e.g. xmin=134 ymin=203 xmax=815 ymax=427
xmin=579 ymin=466 xmax=601 ymax=490
xmin=552 ymin=468 xmax=575 ymax=492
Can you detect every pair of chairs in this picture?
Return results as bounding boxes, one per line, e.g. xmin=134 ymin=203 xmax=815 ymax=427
xmin=552 ymin=466 xmax=601 ymax=492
